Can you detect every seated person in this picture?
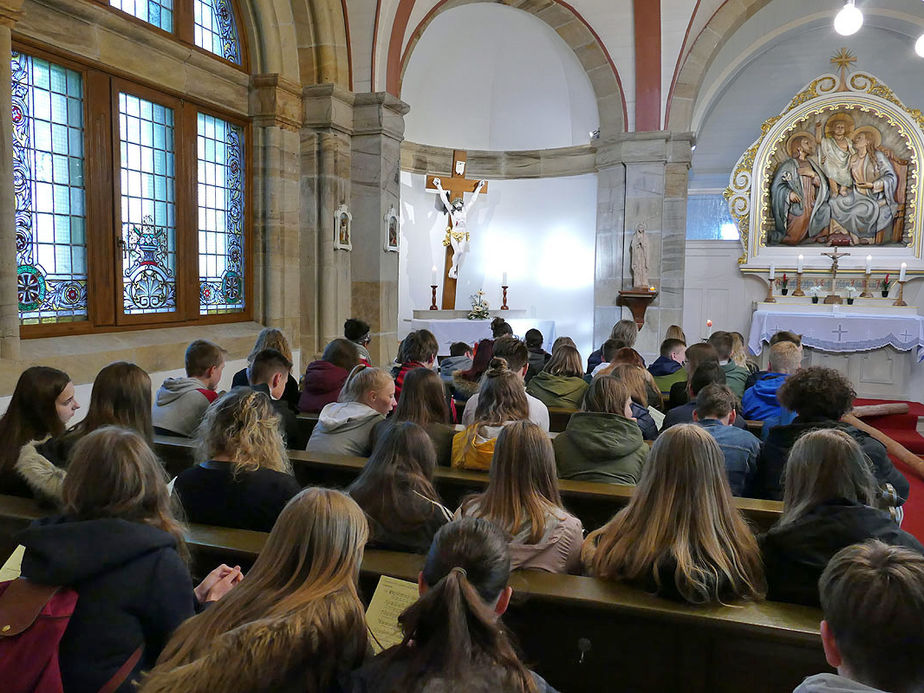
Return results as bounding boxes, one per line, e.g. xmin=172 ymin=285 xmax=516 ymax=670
xmin=373 ymin=367 xmax=455 ymax=466
xmin=586 ymin=319 xmax=638 ymax=374
xmin=741 ymin=340 xmax=802 ymax=421
xmin=648 ymin=338 xmax=687 ymax=397
xmin=663 ymin=361 xmax=748 ymax=431
xmin=347 ymin=518 xmax=559 ymax=693
xmin=608 ymin=364 xmax=659 ymax=441
xmin=554 ymin=376 xmax=648 ymax=485
xmin=582 ymin=424 xmax=765 ymax=604
xmin=174 ymin=389 xmax=300 ymax=532
xmin=667 ymin=342 xmax=719 ymax=409
xmin=526 ymin=344 xmax=588 ymax=409
xmin=708 ymin=331 xmax=750 ymax=398
xmin=588 ymin=338 xmax=624 ymax=379
xmin=307 ymin=366 xmax=396 ymax=457
xmin=745 ymin=330 xmax=802 ymax=392
xmin=490 ymin=316 xmax=514 ymax=338
xmin=439 ymin=341 xmax=473 ymax=384
xmin=665 ymin=324 xmax=686 ymax=342
xmin=247 ymin=348 xmax=308 ymax=449
xmin=453 ymin=359 xmax=530 ymax=471
xmin=456 ymin=421 xmax=584 ymax=573
xmin=462 ymin=336 xmax=550 ymax=432
xmin=298 ymin=338 xmax=360 ymax=413
xmin=230 ymin=328 xmax=299 ymax=412
xmin=757 ymin=367 xmax=909 ymax=503
xmin=451 ymin=339 xmax=493 ymax=403
xmin=524 ymin=328 xmax=551 ymax=383
xmin=795 ymin=541 xmax=924 ymax=693
xmin=345 ymin=317 xmax=373 ymax=365
xmin=692 ymin=384 xmax=760 ymax=496
xmin=760 ymin=429 xmax=922 ymax=607
xmin=393 ymin=329 xmax=438 ymax=402
xmin=349 ymin=422 xmax=451 ymax=553
xmin=153 ymin=339 xmax=225 ymax=437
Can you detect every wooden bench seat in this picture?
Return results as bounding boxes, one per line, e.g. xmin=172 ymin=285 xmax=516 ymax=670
xmin=152 ymin=435 xmax=783 ymax=533
xmin=0 ymin=493 xmax=824 ymax=693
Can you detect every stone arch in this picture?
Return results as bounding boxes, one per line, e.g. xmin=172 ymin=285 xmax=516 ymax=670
xmin=391 ymin=0 xmax=626 ymax=133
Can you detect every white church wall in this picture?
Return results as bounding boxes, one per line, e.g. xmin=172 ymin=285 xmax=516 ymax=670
xmin=398 ymin=172 xmax=598 ymax=358
xmin=400 ymin=3 xmax=599 ymax=151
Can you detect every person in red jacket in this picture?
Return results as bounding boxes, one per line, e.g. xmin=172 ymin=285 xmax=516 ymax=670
xmin=298 ymin=339 xmax=361 ymax=413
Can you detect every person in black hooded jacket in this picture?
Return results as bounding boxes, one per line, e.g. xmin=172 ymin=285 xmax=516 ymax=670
xmin=756 ymin=366 xmax=909 ymax=503
xmin=17 ymin=427 xmax=241 ymax=692
xmin=760 ymin=428 xmax=923 ymax=608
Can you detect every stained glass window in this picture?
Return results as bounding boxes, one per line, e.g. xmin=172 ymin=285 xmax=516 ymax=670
xmin=194 ymin=0 xmax=241 ymax=64
xmin=109 ymin=0 xmax=173 ymax=32
xmin=119 ymin=93 xmax=177 ymax=315
xmin=198 ymin=113 xmax=244 ymax=314
xmin=12 ymin=52 xmax=88 ymax=325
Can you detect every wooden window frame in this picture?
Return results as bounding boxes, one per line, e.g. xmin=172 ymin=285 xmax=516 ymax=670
xmin=14 ymin=43 xmax=253 ymax=339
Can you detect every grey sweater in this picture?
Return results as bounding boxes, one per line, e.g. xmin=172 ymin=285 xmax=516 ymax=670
xmin=306 ymin=402 xmax=385 ymax=457
xmin=152 ymin=377 xmax=216 ymax=437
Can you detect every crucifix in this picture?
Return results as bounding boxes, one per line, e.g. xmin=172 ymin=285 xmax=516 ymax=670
xmin=822 ymin=248 xmax=850 ymax=304
xmin=426 ymin=150 xmax=488 ymax=309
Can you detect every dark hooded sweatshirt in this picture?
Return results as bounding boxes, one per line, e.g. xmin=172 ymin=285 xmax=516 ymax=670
xmin=553 ymin=412 xmax=648 ymax=485
xmin=298 ymin=360 xmax=350 ymax=414
xmin=18 ymin=516 xmax=196 ymax=692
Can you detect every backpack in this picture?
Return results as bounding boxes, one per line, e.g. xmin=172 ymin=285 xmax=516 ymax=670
xmin=0 ymin=578 xmax=142 ymax=693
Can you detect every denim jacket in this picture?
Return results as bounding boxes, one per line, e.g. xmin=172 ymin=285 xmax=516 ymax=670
xmin=697 ymin=419 xmax=760 ymax=496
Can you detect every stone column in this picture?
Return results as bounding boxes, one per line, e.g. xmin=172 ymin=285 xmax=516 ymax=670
xmin=0 ymin=1 xmax=23 ymax=361
xmin=592 ymin=139 xmax=627 ymax=351
xmin=349 ymin=93 xmax=408 ymax=366
xmin=250 ymin=75 xmax=302 ymax=348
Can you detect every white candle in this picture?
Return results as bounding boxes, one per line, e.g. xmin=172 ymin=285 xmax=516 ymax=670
xmin=865 ymin=255 xmax=872 ymax=275
xmin=502 ymin=271 xmax=508 ymax=286
xmin=797 ymin=255 xmax=804 ymax=273
xmin=900 ymin=263 xmax=907 ymax=282
xmin=769 ymin=264 xmax=776 ymax=280
xmin=431 ymin=265 xmax=438 ymax=285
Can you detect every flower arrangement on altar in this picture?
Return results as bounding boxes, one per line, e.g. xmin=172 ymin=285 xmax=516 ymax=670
xmin=779 ymin=273 xmax=789 ymax=295
xmin=468 ymin=290 xmax=490 ymax=320
xmin=807 ymin=284 xmax=823 ymax=303
xmin=881 ymin=273 xmax=891 ymax=296
xmin=846 ymin=284 xmax=859 ymax=304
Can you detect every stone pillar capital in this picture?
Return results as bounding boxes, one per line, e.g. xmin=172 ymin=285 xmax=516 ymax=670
xmin=0 ymin=0 xmax=23 ymax=28
xmin=250 ymin=74 xmax=302 ymax=131
xmin=594 ymin=131 xmax=694 ymax=169
xmin=302 ymin=84 xmax=356 ymax=134
xmin=352 ymin=92 xmax=408 ymax=141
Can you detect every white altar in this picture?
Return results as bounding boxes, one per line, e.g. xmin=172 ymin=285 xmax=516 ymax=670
xmin=407 ymin=318 xmax=556 ymax=353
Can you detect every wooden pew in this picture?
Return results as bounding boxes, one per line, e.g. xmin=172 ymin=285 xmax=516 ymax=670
xmin=0 ymin=495 xmax=826 ymax=693
xmin=547 ymin=406 xmax=577 ymax=433
xmin=153 ymin=436 xmax=783 ymax=533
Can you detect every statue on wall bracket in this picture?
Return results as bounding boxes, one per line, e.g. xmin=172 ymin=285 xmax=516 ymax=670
xmin=726 ymin=49 xmax=923 ymax=278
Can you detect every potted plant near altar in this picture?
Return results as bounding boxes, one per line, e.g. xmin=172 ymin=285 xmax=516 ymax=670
xmin=468 ymin=290 xmax=490 ymax=320
xmin=779 ymin=274 xmax=789 ymax=296
xmin=845 ymin=285 xmax=858 ymax=305
xmin=880 ymin=274 xmax=891 ymax=298
xmin=807 ymin=285 xmax=822 ymax=304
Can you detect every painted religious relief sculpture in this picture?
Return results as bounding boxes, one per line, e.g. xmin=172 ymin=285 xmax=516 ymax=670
xmin=770 ymin=133 xmax=831 ymax=245
xmin=433 ymin=177 xmax=486 ymax=278
xmin=630 ymin=223 xmax=650 ymax=288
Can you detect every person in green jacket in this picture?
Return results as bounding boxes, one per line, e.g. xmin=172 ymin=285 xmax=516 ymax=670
xmin=553 ymin=376 xmax=648 ymax=485
xmin=709 ymin=331 xmax=750 ymax=399
xmin=526 ymin=345 xmax=589 ymax=410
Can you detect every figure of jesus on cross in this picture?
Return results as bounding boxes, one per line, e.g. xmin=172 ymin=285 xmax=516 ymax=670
xmin=426 ymin=150 xmax=488 ymax=309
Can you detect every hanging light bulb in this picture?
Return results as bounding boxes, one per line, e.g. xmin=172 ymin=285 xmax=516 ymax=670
xmin=834 ymin=0 xmax=863 ymax=36
xmin=916 ymin=33 xmax=924 ymax=58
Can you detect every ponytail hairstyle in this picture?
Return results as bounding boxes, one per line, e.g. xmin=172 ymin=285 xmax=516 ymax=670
xmin=387 ymin=518 xmax=538 ymax=692
xmin=472 ymin=358 xmax=529 ymax=431
xmin=0 ymin=366 xmax=71 ymax=475
xmin=338 ymin=365 xmax=393 ymax=403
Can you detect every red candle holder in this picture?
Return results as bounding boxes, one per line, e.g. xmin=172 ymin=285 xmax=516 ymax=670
xmin=501 ymin=285 xmax=509 ymax=310
xmin=429 ymin=285 xmax=438 ymax=310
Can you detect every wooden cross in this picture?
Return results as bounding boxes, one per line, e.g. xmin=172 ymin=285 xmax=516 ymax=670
xmin=822 ymin=248 xmax=850 ymax=302
xmin=425 ymin=150 xmax=488 ymax=309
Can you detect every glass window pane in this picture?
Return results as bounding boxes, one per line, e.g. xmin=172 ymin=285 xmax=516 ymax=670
xmin=12 ymin=52 xmax=88 ymax=325
xmin=686 ymin=192 xmax=740 ymax=241
xmin=194 ymin=0 xmax=242 ymax=64
xmin=119 ymin=92 xmax=177 ymax=315
xmin=197 ymin=112 xmax=244 ymax=315
xmin=109 ymin=0 xmax=174 ymax=32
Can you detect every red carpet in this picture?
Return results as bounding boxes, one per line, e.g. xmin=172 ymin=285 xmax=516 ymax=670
xmin=854 ymin=398 xmax=924 ymax=541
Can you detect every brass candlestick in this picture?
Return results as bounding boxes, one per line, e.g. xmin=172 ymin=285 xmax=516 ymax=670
xmin=765 ymin=277 xmax=777 ymax=303
xmin=501 ymin=286 xmax=509 ymax=310
xmin=429 ymin=285 xmax=438 ymax=310
xmin=893 ymin=281 xmax=907 ymax=307
xmin=792 ymin=271 xmax=805 ymax=297
xmin=860 ymin=274 xmax=873 ymax=298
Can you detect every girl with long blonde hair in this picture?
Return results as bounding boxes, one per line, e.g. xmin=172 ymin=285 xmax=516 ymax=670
xmin=451 ymin=358 xmax=529 ymax=470
xmin=526 ymin=344 xmax=588 ymax=410
xmin=174 ymin=388 xmax=300 ymax=532
xmin=231 ymin=327 xmax=300 ymax=411
xmin=608 ymin=363 xmax=661 ymax=440
xmin=142 ymin=488 xmax=369 ymax=693
xmin=458 ymin=421 xmax=583 ymax=573
xmin=583 ymin=424 xmax=765 ymax=604
xmin=760 ymin=429 xmax=923 ymax=607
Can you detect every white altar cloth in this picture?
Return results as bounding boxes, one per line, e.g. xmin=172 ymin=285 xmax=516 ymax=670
xmin=408 ymin=318 xmax=556 ymax=353
xmin=749 ymin=309 xmax=924 ymax=355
